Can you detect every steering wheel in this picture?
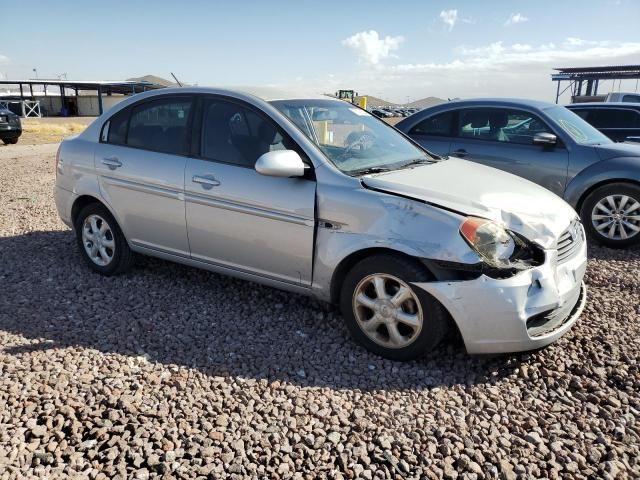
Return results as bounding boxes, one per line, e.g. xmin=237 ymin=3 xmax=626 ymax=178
xmin=340 ymin=131 xmax=377 ymax=159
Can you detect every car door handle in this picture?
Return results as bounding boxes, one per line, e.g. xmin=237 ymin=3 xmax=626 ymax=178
xmin=101 ymin=157 xmax=122 ymax=168
xmin=452 ymin=149 xmax=467 ymax=158
xmin=192 ymin=175 xmax=221 ymax=188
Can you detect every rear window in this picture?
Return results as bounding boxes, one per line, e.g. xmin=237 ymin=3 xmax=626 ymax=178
xmin=102 ymin=96 xmax=193 ymax=155
xmin=128 ymin=98 xmax=192 ymax=154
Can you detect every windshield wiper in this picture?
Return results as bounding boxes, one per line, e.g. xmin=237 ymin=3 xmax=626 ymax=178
xmin=348 ymin=166 xmax=391 ymax=176
xmin=396 ymin=158 xmax=435 ymax=170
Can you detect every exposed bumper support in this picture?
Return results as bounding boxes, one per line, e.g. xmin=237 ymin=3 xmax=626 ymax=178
xmin=413 ymin=243 xmax=588 ymax=354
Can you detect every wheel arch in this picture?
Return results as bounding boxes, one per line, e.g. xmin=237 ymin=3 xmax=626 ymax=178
xmin=575 ymin=178 xmax=640 ymax=214
xmin=329 ymin=247 xmax=435 ymax=305
xmin=71 ymin=195 xmax=119 ymax=228
xmin=329 ymin=247 xmax=463 ymax=345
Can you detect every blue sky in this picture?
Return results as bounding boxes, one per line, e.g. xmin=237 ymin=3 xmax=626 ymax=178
xmin=2 ymin=0 xmax=640 ymax=102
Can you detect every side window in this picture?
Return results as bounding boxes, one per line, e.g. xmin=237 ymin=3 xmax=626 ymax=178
xmin=201 ymin=100 xmax=289 ymax=168
xmin=589 ymin=109 xmax=640 ymax=128
xmin=410 ymin=111 xmax=454 ymax=136
xmin=457 ymin=108 xmax=552 ymax=144
xmin=126 ymin=98 xmax=192 ymax=154
xmin=571 ymin=109 xmax=590 ymax=121
xmin=621 ymin=94 xmax=640 ymax=103
xmin=457 ymin=109 xmax=490 ymax=139
xmin=499 ymin=110 xmax=553 ymax=145
xmin=106 ymin=108 xmax=129 ymax=145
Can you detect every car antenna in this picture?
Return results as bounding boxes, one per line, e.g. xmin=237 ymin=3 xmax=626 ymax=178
xmin=170 ymin=72 xmax=183 ymax=87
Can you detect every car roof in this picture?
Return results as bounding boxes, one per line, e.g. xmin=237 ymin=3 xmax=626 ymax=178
xmin=411 ymin=98 xmax=559 ymax=114
xmin=135 ymin=86 xmax=331 ymax=102
xmin=565 ymin=102 xmax=640 ymax=108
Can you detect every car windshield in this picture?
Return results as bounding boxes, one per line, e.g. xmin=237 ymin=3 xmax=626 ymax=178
xmin=545 ymin=106 xmax=612 ymax=146
xmin=270 ymin=99 xmax=435 ymax=175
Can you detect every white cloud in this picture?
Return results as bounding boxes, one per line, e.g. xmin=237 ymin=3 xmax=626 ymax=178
xmin=504 ymin=13 xmax=529 ymax=26
xmin=342 ymin=30 xmax=404 ymax=65
xmin=439 ymin=10 xmax=458 ymax=31
xmin=376 ymin=38 xmax=640 ymax=101
xmin=396 ymin=39 xmax=640 ymax=73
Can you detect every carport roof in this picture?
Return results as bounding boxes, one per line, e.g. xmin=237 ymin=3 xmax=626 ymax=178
xmin=0 ymin=79 xmax=165 ymax=94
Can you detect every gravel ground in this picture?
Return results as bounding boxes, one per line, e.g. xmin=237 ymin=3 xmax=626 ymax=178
xmin=0 ymin=143 xmax=639 ymax=479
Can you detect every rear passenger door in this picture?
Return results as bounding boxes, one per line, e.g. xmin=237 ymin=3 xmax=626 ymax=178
xmin=184 ymin=96 xmax=316 ymax=286
xmin=449 ymin=107 xmax=569 ymax=196
xmin=95 ymin=96 xmax=193 ymax=256
xmin=406 ymin=110 xmax=455 ymax=156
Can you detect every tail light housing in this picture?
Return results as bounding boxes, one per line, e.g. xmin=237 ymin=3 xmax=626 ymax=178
xmin=55 ymin=145 xmax=62 ymax=176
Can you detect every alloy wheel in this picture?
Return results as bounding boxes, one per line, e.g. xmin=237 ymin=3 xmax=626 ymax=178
xmin=81 ymin=214 xmax=115 ymax=266
xmin=591 ymin=194 xmax=640 ymax=240
xmin=352 ymin=273 xmax=423 ymax=349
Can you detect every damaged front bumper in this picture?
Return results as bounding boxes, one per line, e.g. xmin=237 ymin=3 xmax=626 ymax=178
xmin=414 ymin=240 xmax=587 ymax=354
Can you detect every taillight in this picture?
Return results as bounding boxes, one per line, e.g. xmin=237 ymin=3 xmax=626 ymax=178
xmin=55 ymin=145 xmax=62 ymax=176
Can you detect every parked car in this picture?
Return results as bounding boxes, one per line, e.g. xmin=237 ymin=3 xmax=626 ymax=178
xmin=397 ymin=99 xmax=640 ymax=248
xmin=0 ymin=108 xmax=22 ymax=144
xmin=566 ymin=102 xmax=640 ymax=143
xmin=55 ymin=88 xmax=586 ymax=360
xmin=604 ymin=92 xmax=640 ymax=103
xmin=371 ymin=108 xmax=393 ymax=119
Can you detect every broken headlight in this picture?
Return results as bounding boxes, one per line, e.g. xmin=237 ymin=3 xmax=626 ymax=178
xmin=460 ymin=217 xmax=543 ymax=272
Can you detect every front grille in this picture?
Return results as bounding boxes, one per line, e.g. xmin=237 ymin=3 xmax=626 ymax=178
xmin=557 ymin=221 xmax=584 ymax=263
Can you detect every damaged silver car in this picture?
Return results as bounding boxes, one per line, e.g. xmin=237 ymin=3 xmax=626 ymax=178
xmin=55 ymin=88 xmax=587 ymax=360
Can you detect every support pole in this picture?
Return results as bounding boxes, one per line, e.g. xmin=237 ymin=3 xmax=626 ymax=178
xmin=60 ymin=84 xmax=66 ymax=115
xmin=19 ymin=83 xmax=24 ymax=99
xmin=555 ymin=81 xmax=561 ymax=104
xmin=97 ymin=85 xmax=104 ymax=115
xmin=29 ymin=83 xmax=34 ymax=98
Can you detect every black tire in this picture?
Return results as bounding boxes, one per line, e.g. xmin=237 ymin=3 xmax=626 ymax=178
xmin=339 ymin=254 xmax=449 ymax=361
xmin=580 ymin=182 xmax=640 ymax=248
xmin=74 ymin=203 xmax=135 ymax=275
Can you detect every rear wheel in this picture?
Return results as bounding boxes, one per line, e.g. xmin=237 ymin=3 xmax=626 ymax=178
xmin=2 ymin=138 xmax=19 ymax=145
xmin=580 ymin=183 xmax=640 ymax=248
xmin=74 ymin=203 xmax=134 ymax=275
xmin=340 ymin=255 xmax=449 ymax=360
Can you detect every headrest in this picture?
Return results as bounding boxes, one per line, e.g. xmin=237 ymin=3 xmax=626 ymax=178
xmin=463 ymin=111 xmax=489 ymax=129
xmin=489 ymin=111 xmax=508 ymax=129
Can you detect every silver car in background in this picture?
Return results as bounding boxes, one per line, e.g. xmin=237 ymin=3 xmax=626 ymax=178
xmin=55 ymin=88 xmax=587 ymax=360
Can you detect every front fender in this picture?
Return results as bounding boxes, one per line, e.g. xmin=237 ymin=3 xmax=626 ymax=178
xmin=564 ymin=157 xmax=640 ymax=208
xmin=311 ymin=183 xmax=480 ymax=301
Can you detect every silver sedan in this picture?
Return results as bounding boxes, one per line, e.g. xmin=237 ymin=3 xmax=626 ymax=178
xmin=55 ymin=87 xmax=587 ymax=360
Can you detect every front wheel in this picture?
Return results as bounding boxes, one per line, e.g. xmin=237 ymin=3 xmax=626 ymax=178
xmin=2 ymin=138 xmax=19 ymax=145
xmin=580 ymin=183 xmax=640 ymax=248
xmin=340 ymin=255 xmax=449 ymax=361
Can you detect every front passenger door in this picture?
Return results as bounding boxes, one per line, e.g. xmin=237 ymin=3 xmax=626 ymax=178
xmin=450 ymin=108 xmax=569 ymax=196
xmin=184 ymin=97 xmax=316 ymax=286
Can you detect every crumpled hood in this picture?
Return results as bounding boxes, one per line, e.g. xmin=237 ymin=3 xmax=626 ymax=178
xmin=362 ymin=158 xmax=578 ymax=249
xmin=595 ymin=142 xmax=640 ymax=160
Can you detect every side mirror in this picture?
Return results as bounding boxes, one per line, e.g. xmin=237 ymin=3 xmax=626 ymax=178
xmin=533 ymin=132 xmax=557 ymax=146
xmin=255 ymin=150 xmax=306 ymax=178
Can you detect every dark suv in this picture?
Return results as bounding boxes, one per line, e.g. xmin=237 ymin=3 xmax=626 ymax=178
xmin=0 ymin=108 xmax=22 ymax=145
xmin=566 ymin=103 xmax=640 ymax=143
